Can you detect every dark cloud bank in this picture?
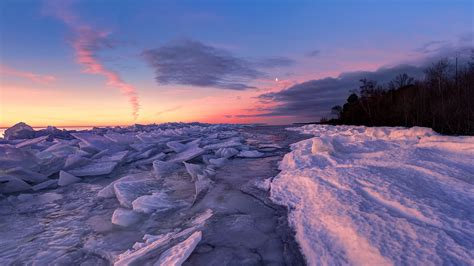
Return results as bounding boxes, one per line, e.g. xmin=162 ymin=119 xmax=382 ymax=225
xmin=142 ymin=39 xmax=293 ymax=90
xmin=250 ymin=40 xmax=473 ymax=121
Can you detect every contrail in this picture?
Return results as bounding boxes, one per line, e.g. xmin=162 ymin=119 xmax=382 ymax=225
xmin=45 ymin=0 xmax=140 ymax=120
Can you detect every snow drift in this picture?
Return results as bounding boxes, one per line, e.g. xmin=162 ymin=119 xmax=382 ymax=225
xmin=271 ymin=125 xmax=474 ymax=265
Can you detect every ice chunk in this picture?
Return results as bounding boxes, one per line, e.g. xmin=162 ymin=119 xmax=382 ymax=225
xmin=153 ymin=160 xmax=181 ymax=178
xmin=115 ymin=233 xmax=174 ymax=266
xmin=203 ymin=165 xmax=216 ymax=177
xmin=111 ymin=208 xmax=141 ymax=227
xmin=104 ymin=133 xmax=137 ymax=145
xmin=4 ymin=167 xmax=48 ymax=184
xmin=184 ymin=162 xmax=203 ymax=181
xmin=90 ymin=149 xmax=111 ymax=160
xmin=4 ymin=122 xmax=35 ymax=140
xmin=68 ymin=161 xmax=118 ymax=177
xmin=215 ymin=147 xmax=239 ymax=158
xmin=97 ymin=151 xmax=129 ymax=163
xmin=37 ymin=142 xmax=77 ymax=159
xmin=113 ymin=180 xmax=160 ymax=208
xmin=64 ymin=154 xmax=91 ymax=169
xmin=115 ymin=209 xmax=213 ymax=266
xmin=166 ymin=140 xmax=186 ymax=153
xmin=71 ymin=132 xmax=120 ymax=152
xmin=32 ymin=179 xmax=58 ymax=191
xmin=209 ymin=157 xmax=227 ymax=167
xmin=15 ymin=135 xmax=49 ymax=148
xmin=131 ymin=152 xmax=166 ymax=167
xmin=154 ymin=231 xmax=202 ymax=266
xmin=203 ymin=138 xmax=242 ymax=150
xmin=168 ymin=146 xmax=205 ymax=163
xmin=193 ymin=174 xmax=211 ymax=205
xmin=0 ymin=175 xmax=31 ymax=193
xmin=58 ymin=170 xmax=81 ymax=186
xmin=0 ymin=146 xmax=39 ymax=170
xmin=237 ymin=150 xmax=264 ymax=158
xmin=132 ymin=192 xmax=181 ymax=214
xmin=98 ymin=175 xmax=146 ymax=198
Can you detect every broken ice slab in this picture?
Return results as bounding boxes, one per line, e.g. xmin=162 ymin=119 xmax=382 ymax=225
xmin=152 ymin=160 xmax=182 ymax=178
xmin=98 ymin=175 xmax=141 ymax=198
xmin=203 ymin=165 xmax=216 ymax=177
xmin=126 ymin=148 xmax=155 ymax=163
xmin=209 ymin=157 xmax=227 ymax=167
xmin=115 ymin=210 xmax=212 ymax=265
xmin=184 ymin=162 xmax=203 ymax=182
xmin=167 ymin=146 xmax=205 ymax=163
xmin=130 ymin=143 xmax=157 ymax=152
xmin=4 ymin=167 xmax=48 ymax=184
xmin=72 ymin=133 xmax=113 ymax=151
xmin=68 ymin=161 xmax=118 ymax=177
xmin=193 ymin=174 xmax=211 ymax=205
xmin=3 ymin=122 xmax=35 ymax=140
xmin=214 ymin=147 xmax=239 ymax=158
xmin=64 ymin=154 xmax=92 ymax=170
xmin=14 ymin=135 xmax=49 ymax=149
xmin=111 ymin=208 xmax=141 ymax=227
xmin=104 ymin=133 xmax=137 ymax=145
xmin=72 ymin=132 xmax=127 ymax=153
xmin=58 ymin=170 xmax=81 ymax=186
xmin=37 ymin=155 xmax=66 ymax=177
xmin=166 ymin=140 xmax=186 ymax=153
xmin=0 ymin=175 xmax=31 ymax=193
xmin=90 ymin=149 xmax=111 ymax=160
xmin=32 ymin=179 xmax=58 ymax=191
xmin=136 ymin=133 xmax=170 ymax=144
xmin=0 ymin=146 xmax=39 ymax=171
xmin=115 ymin=233 xmax=175 ymax=266
xmin=113 ymin=180 xmax=161 ymax=208
xmin=203 ymin=138 xmax=243 ymax=150
xmin=237 ymin=150 xmax=264 ymax=158
xmin=154 ymin=231 xmax=202 ymax=266
xmin=36 ymin=142 xmax=78 ymax=159
xmin=96 ymin=151 xmax=129 ymax=163
xmin=131 ymin=152 xmax=166 ymax=167
xmin=132 ymin=192 xmax=183 ymax=214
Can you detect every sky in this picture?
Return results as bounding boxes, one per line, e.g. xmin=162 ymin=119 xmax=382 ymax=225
xmin=0 ymin=0 xmax=472 ymax=127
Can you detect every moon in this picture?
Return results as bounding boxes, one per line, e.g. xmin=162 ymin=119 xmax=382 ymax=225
xmin=275 ymin=78 xmax=279 ymax=82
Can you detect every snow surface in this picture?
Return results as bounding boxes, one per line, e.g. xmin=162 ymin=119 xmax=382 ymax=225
xmin=271 ymin=125 xmax=474 ymax=265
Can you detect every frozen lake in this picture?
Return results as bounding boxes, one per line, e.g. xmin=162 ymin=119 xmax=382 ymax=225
xmin=0 ymin=123 xmax=308 ymax=265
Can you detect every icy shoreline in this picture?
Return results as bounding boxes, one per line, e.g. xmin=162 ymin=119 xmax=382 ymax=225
xmin=270 ymin=125 xmax=474 ymax=265
xmin=0 ymin=123 xmax=305 ymax=264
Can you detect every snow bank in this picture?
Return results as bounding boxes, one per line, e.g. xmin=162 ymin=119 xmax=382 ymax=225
xmin=272 ymin=125 xmax=474 ymax=265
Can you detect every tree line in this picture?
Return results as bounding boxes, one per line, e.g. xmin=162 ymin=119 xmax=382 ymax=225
xmin=322 ymin=55 xmax=474 ymax=135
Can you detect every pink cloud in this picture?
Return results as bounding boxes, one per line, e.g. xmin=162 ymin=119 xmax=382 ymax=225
xmin=0 ymin=64 xmax=56 ymax=84
xmin=45 ymin=0 xmax=140 ymax=120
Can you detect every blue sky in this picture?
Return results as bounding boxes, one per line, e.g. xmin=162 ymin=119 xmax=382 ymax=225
xmin=0 ymin=0 xmax=472 ymax=126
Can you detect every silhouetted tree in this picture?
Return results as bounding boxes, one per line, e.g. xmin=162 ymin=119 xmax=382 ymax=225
xmin=321 ymin=58 xmax=474 ymax=135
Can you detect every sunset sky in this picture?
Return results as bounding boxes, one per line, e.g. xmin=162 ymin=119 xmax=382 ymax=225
xmin=1 ymin=0 xmax=472 ymax=127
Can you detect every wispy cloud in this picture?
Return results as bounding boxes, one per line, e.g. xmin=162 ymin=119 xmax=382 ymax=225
xmin=249 ymin=65 xmax=425 ymax=120
xmin=306 ymin=49 xmax=320 ymax=57
xmin=142 ymin=39 xmax=293 ymax=90
xmin=0 ymin=64 xmax=56 ymax=84
xmin=246 ymin=38 xmax=473 ymax=121
xmin=43 ymin=0 xmax=140 ymax=120
xmin=155 ymin=105 xmax=182 ymax=116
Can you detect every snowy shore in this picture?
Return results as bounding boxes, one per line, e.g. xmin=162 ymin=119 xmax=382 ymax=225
xmin=270 ymin=125 xmax=474 ymax=265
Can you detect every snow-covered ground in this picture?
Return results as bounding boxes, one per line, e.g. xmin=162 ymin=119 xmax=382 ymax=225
xmin=270 ymin=125 xmax=474 ymax=265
